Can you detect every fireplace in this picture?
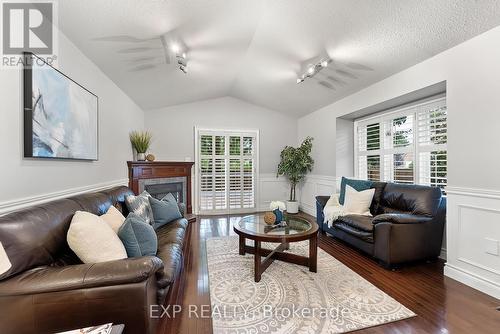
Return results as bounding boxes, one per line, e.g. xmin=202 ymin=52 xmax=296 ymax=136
xmin=139 ymin=177 xmax=187 ymax=203
xmin=127 ymin=161 xmax=195 ymax=214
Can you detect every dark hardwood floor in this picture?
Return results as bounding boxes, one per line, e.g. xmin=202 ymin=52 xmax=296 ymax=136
xmin=161 ymin=213 xmax=500 ymax=334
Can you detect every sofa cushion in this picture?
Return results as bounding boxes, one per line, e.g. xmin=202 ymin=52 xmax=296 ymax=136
xmin=149 ymin=194 xmax=182 ymax=230
xmin=157 ymin=225 xmax=186 ymax=248
xmin=334 ymin=222 xmax=374 ymax=243
xmin=125 ymin=191 xmax=154 ymax=225
xmin=67 ymin=211 xmax=127 ymax=264
xmin=339 ymin=177 xmax=373 ymax=205
xmin=118 ymin=213 xmax=158 ymax=257
xmin=156 ymin=243 xmax=183 ymax=287
xmin=336 ymin=214 xmax=374 ymax=232
xmin=380 ymin=183 xmax=442 ymax=217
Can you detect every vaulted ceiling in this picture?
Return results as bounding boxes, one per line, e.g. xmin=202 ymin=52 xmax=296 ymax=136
xmin=57 ymin=0 xmax=500 ymax=116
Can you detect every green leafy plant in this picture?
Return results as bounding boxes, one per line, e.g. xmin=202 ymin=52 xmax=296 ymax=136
xmin=277 ymin=137 xmax=314 ymax=201
xmin=129 ymin=131 xmax=152 ymax=153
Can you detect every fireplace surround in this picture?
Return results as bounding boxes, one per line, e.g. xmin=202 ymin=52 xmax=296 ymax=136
xmin=127 ymin=161 xmax=195 ymax=214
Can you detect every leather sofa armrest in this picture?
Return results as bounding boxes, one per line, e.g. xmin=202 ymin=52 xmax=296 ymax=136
xmin=315 ymin=196 xmax=330 ymax=209
xmin=178 ymin=202 xmax=186 ymax=217
xmin=0 ymin=256 xmax=164 ymax=296
xmin=373 ymin=213 xmax=432 ymax=225
xmin=315 ymin=196 xmax=330 ymax=230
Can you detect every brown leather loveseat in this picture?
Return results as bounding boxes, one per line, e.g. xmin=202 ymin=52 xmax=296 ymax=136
xmin=0 ymin=186 xmax=189 ymax=334
xmin=316 ymin=182 xmax=446 ymax=267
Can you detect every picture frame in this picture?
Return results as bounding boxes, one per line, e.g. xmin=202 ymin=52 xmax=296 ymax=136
xmin=23 ymin=52 xmax=99 ymax=161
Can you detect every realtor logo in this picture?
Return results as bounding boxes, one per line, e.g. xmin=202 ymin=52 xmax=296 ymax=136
xmin=1 ymin=1 xmax=57 ymax=67
xmin=2 ymin=1 xmax=53 ymax=54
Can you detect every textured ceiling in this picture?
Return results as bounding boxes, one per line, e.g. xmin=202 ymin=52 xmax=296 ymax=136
xmin=57 ymin=0 xmax=500 ymax=117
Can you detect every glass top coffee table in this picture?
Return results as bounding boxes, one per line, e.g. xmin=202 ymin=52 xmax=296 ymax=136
xmin=233 ymin=215 xmax=319 ymax=282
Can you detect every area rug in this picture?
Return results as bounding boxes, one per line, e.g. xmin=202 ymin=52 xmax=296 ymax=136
xmin=206 ymin=237 xmax=415 ymax=333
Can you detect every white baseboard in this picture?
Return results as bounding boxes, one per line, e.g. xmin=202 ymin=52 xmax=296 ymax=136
xmin=0 ymin=179 xmax=129 ymax=216
xmin=444 ymin=263 xmax=500 ymax=300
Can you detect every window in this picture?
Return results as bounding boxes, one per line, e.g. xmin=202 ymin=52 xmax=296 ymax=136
xmin=355 ymin=97 xmax=447 ymax=191
xmin=197 ymin=129 xmax=258 ymax=214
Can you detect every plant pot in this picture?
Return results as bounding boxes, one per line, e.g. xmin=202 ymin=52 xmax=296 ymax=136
xmin=286 ymin=201 xmax=299 ymax=214
xmin=137 ymin=153 xmax=146 ymax=161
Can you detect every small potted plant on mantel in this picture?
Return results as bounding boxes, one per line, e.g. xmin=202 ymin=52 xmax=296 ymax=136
xmin=277 ymin=137 xmax=314 ymax=214
xmin=129 ymin=131 xmax=152 ymax=161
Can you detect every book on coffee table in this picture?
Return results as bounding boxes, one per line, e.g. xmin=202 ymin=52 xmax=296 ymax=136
xmin=56 ymin=323 xmax=123 ymax=334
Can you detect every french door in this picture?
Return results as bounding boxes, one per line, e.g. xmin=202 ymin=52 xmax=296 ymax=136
xmin=196 ymin=128 xmax=258 ymax=214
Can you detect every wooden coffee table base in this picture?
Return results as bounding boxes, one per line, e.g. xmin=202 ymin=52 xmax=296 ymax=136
xmin=238 ymin=235 xmax=317 ymax=282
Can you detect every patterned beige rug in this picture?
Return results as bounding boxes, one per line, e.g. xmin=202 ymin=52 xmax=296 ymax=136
xmin=206 ymin=237 xmax=415 ymax=333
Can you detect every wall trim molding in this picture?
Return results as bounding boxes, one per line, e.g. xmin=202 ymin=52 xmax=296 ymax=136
xmin=444 ymin=263 xmax=500 ymax=300
xmin=446 ymin=186 xmax=500 ymax=200
xmin=0 ymin=178 xmax=129 ymax=216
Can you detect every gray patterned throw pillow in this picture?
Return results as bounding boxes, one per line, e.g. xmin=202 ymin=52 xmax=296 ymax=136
xmin=124 ymin=191 xmax=154 ymax=225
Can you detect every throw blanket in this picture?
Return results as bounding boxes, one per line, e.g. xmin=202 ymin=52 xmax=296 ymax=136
xmin=323 ymin=194 xmax=345 ymax=227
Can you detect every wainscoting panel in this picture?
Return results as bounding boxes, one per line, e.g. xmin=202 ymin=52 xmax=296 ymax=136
xmin=0 ymin=179 xmax=129 ymax=217
xmin=298 ymin=175 xmax=338 ymax=216
xmin=445 ymin=187 xmax=500 ymax=299
xmin=258 ymin=174 xmax=289 ymax=212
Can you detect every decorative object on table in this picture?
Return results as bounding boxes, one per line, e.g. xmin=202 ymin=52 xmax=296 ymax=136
xmin=269 ymin=200 xmax=286 ymax=223
xmin=146 ymin=153 xmax=156 ymax=162
xmin=276 ymin=137 xmax=314 ymax=214
xmin=263 ymin=212 xmax=276 ymax=225
xmin=129 ymin=131 xmax=152 ymax=161
xmin=23 ymin=52 xmax=98 ymax=160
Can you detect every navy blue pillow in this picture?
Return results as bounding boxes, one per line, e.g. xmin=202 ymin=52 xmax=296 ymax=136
xmin=339 ymin=177 xmax=373 ymax=205
xmin=118 ymin=213 xmax=158 ymax=257
xmin=149 ymin=193 xmax=182 ymax=230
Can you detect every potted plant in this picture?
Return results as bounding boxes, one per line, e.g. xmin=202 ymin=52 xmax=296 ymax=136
xmin=277 ymin=137 xmax=314 ymax=214
xmin=129 ymin=131 xmax=152 ymax=161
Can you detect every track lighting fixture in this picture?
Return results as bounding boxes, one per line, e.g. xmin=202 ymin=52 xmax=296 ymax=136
xmin=296 ymin=56 xmax=331 ymax=84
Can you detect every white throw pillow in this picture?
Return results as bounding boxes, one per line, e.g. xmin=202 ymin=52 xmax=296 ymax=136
xmin=67 ymin=211 xmax=127 ymax=264
xmin=101 ymin=206 xmax=126 ymax=233
xmin=343 ymin=185 xmax=375 ymax=216
xmin=325 ymin=193 xmax=340 ymax=207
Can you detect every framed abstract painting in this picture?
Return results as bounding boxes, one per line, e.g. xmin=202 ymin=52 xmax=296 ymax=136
xmin=23 ymin=52 xmax=98 ymax=160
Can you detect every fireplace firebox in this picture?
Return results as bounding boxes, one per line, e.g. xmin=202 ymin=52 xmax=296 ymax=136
xmin=127 ymin=161 xmax=194 ymax=214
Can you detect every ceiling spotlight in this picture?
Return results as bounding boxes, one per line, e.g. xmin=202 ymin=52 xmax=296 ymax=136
xmin=307 ymin=66 xmax=315 ymax=75
xmin=171 ymin=43 xmax=180 ymax=53
xmin=180 ymin=65 xmax=187 ymax=74
xmin=297 ymin=78 xmax=304 ymax=84
xmin=181 ymin=52 xmax=186 ymax=59
xmin=321 ymin=59 xmax=329 ymax=67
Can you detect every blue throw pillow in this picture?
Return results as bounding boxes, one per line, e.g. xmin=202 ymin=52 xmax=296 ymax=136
xmin=339 ymin=177 xmax=373 ymax=205
xmin=149 ymin=193 xmax=182 ymax=230
xmin=118 ymin=213 xmax=158 ymax=257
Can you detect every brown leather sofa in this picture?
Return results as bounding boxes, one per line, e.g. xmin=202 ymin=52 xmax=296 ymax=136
xmin=0 ymin=186 xmax=189 ymax=334
xmin=316 ymin=182 xmax=446 ymax=267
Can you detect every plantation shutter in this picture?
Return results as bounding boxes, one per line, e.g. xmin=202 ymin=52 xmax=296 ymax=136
xmin=198 ymin=130 xmax=257 ymax=214
xmin=355 ymin=97 xmax=447 ymax=191
xmin=417 ymin=101 xmax=448 ymax=190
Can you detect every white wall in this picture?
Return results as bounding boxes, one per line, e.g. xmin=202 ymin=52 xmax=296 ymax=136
xmin=0 ymin=32 xmax=144 ymax=214
xmin=144 ymin=96 xmax=297 ymax=211
xmin=335 ymin=118 xmax=355 ymax=178
xmin=297 ymin=26 xmax=500 ymax=298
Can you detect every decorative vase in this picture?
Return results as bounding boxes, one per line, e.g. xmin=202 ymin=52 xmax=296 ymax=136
xmin=273 ymin=209 xmax=284 ymax=223
xmin=137 ymin=153 xmax=146 ymax=161
xmin=286 ymin=201 xmax=299 ymax=214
